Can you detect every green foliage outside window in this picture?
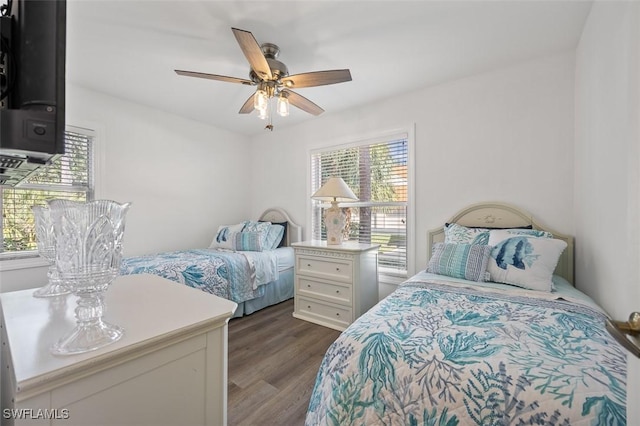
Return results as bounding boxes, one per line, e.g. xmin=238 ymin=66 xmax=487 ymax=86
xmin=2 ymin=190 xmax=87 ymax=252
xmin=1 ymin=130 xmax=93 ymax=255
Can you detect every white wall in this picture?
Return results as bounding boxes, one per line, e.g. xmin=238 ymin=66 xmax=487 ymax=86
xmin=574 ymin=1 xmax=640 ymax=420
xmin=0 ymin=85 xmax=252 ymax=292
xmin=68 ymin=86 xmax=252 ymax=255
xmin=248 ymin=51 xmax=575 ymax=277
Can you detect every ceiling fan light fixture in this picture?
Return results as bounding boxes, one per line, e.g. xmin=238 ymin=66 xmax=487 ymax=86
xmin=254 ymin=88 xmax=268 ymax=111
xmin=277 ymin=92 xmax=290 ymax=117
xmin=175 ymin=28 xmax=352 ymax=129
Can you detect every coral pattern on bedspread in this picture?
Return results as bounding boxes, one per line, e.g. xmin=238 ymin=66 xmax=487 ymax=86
xmin=306 ymin=277 xmax=627 ymax=425
xmin=120 ymin=249 xmax=278 ymax=303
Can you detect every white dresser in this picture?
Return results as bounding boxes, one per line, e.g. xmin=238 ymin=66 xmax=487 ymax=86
xmin=0 ymin=274 xmax=237 ymax=426
xmin=292 ymin=241 xmax=379 ymax=331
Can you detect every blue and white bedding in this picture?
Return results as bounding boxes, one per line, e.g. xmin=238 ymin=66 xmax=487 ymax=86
xmin=120 ymin=248 xmax=279 ymax=303
xmin=306 ymin=272 xmax=627 ymax=425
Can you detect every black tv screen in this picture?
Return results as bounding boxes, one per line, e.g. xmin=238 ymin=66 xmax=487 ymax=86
xmin=0 ymin=0 xmax=66 ymax=186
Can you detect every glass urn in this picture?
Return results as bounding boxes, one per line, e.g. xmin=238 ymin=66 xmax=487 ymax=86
xmin=32 ymin=205 xmax=71 ymax=298
xmin=48 ymin=199 xmax=131 ymax=355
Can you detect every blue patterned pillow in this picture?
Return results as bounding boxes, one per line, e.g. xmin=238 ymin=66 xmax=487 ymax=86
xmin=487 ymin=230 xmax=567 ymax=291
xmin=427 ymin=243 xmax=492 ymax=282
xmin=263 ymin=224 xmax=285 ymax=250
xmin=260 ymin=220 xmax=288 ymax=248
xmin=242 ymin=220 xmax=271 ymax=248
xmin=444 ymin=223 xmax=491 ymax=245
xmin=242 ymin=220 xmax=271 ymax=234
xmin=445 ymin=223 xmax=553 ymax=245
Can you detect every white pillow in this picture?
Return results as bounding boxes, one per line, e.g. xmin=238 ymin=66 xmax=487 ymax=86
xmin=209 ymin=223 xmax=245 ymax=249
xmin=487 ymin=230 xmax=567 ymax=292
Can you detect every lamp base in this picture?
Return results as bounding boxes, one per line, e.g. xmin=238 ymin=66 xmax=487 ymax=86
xmin=324 ymin=203 xmax=346 ymax=245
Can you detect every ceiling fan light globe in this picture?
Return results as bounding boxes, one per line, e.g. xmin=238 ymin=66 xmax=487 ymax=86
xmin=254 ymin=89 xmax=268 ymax=111
xmin=277 ymin=95 xmax=290 ymax=117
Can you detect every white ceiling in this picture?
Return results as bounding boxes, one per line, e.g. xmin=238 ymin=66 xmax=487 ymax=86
xmin=65 ymin=1 xmax=593 ymax=137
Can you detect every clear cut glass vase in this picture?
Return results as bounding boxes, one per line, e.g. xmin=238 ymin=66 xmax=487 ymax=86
xmin=32 ymin=205 xmax=71 ymax=298
xmin=48 ymin=199 xmax=131 ymax=355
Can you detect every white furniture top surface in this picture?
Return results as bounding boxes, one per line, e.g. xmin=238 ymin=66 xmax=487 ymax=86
xmin=292 ymin=240 xmax=380 ymax=253
xmin=0 ymin=273 xmax=237 ymax=394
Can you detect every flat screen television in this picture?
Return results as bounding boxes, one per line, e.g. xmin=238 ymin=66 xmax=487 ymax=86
xmin=0 ymin=0 xmax=66 ymax=186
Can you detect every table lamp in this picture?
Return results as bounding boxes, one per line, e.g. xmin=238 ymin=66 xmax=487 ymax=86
xmin=311 ymin=177 xmax=358 ymax=245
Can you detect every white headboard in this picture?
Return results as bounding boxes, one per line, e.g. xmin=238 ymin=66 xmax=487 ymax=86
xmin=259 ymin=207 xmax=302 ymax=247
xmin=427 ymin=202 xmax=574 ymax=285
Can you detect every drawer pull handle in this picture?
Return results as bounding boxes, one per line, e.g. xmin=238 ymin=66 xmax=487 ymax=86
xmin=336 ymin=267 xmax=340 ymax=271
xmin=307 ymin=264 xmax=312 ymax=267
xmin=307 ymin=305 xmax=311 ymax=309
xmin=307 ymin=284 xmax=311 ymax=288
xmin=336 ymin=313 xmax=340 ymax=316
xmin=336 ymin=290 xmax=340 ymax=294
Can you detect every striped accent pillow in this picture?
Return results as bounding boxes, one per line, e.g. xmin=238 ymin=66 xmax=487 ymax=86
xmin=427 ymin=243 xmax=492 ymax=282
xmin=233 ymin=231 xmax=264 ymax=251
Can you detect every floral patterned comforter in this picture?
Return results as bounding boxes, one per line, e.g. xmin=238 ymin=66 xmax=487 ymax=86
xmin=120 ymin=249 xmax=278 ymax=303
xmin=306 ymin=273 xmax=627 ymax=425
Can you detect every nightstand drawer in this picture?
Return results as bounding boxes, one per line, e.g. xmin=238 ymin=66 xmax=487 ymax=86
xmin=296 ymin=255 xmax=353 ymax=283
xmin=297 ymin=296 xmax=352 ymax=329
xmin=297 ymin=277 xmax=352 ymax=305
xmin=292 ymin=241 xmax=379 ymax=331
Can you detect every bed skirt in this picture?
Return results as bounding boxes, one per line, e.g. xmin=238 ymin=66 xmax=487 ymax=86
xmin=232 ymin=268 xmax=294 ymax=317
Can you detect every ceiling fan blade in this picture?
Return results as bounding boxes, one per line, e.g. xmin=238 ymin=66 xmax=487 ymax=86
xmin=231 ymin=28 xmax=273 ymax=81
xmin=239 ymin=93 xmax=256 ymax=114
xmin=283 ymin=89 xmax=324 ymax=116
xmin=282 ymin=69 xmax=352 ymax=89
xmin=175 ymin=70 xmax=253 ymax=85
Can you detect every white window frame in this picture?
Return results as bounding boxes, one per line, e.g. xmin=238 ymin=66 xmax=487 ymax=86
xmin=308 ymin=126 xmax=415 ymax=284
xmin=0 ymin=125 xmax=98 ymax=268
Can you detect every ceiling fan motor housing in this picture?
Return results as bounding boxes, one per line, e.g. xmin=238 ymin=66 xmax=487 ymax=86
xmin=249 ymin=43 xmax=289 ymax=83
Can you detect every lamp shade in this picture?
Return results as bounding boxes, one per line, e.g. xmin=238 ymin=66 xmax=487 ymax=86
xmin=311 ymin=177 xmax=358 ymax=202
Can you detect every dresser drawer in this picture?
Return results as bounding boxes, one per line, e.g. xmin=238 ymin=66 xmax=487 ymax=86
xmin=297 ymin=296 xmax=352 ymax=329
xmin=296 ymin=254 xmax=353 ymax=283
xmin=297 ymin=277 xmax=352 ymax=305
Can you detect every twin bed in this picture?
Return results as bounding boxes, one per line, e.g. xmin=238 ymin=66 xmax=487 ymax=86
xmin=118 ymin=202 xmax=627 ymax=424
xmin=120 ymin=208 xmax=302 ymax=317
xmin=305 ymin=202 xmax=627 ymax=425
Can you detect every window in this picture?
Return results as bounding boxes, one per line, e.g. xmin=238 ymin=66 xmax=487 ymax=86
xmin=311 ymin=132 xmax=410 ymax=278
xmin=1 ymin=128 xmax=94 ymax=258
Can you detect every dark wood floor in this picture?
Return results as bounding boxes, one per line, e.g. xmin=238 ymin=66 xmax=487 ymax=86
xmin=227 ymin=299 xmax=341 ymax=426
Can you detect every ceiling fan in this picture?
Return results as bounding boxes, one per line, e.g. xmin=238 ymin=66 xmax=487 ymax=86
xmin=175 ymin=28 xmax=352 ymax=130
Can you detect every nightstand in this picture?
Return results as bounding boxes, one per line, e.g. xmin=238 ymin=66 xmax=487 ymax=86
xmin=291 ymin=240 xmax=379 ymax=331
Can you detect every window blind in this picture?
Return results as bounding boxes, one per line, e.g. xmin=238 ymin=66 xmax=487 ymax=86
xmin=1 ymin=129 xmax=94 ymax=254
xmin=311 ymin=134 xmax=408 ymax=276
